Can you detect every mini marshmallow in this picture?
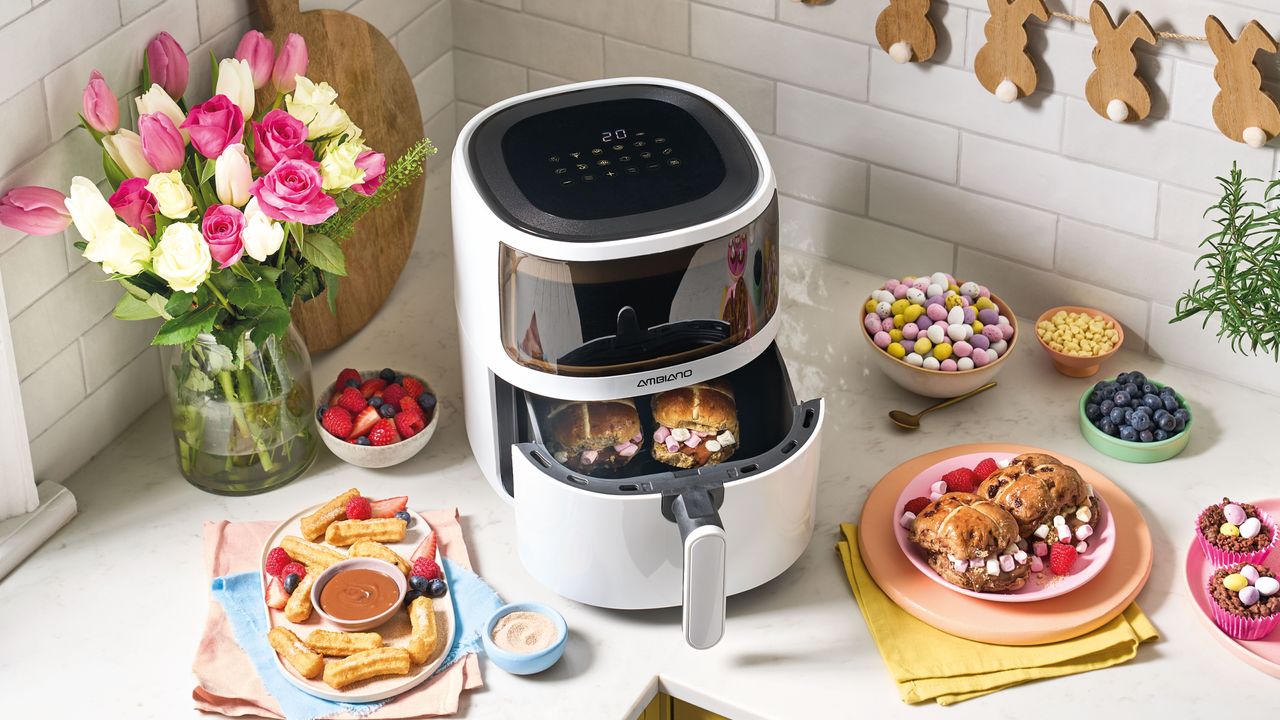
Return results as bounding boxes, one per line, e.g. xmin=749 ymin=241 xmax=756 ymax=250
xmin=1076 ymin=541 xmax=1088 ymax=553
xmin=899 ymin=512 xmax=916 ymax=529
xmin=930 ymin=480 xmax=948 ymax=495
xmin=953 ymin=559 xmax=970 ymax=573
xmin=704 ymin=440 xmax=722 ymax=452
xmin=1013 ymin=550 xmax=1028 ymax=564
xmin=1053 ymin=515 xmax=1067 ymax=528
xmin=1033 ymin=524 xmax=1050 ymax=539
xmin=999 ymin=554 xmax=1016 ymax=573
xmin=1075 ymin=524 xmax=1093 ymax=541
xmin=1075 ymin=506 xmax=1092 ymax=523
xmin=670 ymin=427 xmax=691 ymax=442
xmin=553 ymin=450 xmax=568 ymax=463
xmin=986 ymin=558 xmax=1000 ymax=576
xmin=930 ymin=491 xmax=944 ymax=501
xmin=1060 ymin=532 xmax=1075 ymax=544
xmin=718 ymin=431 xmax=736 ymax=446
xmin=1030 ymin=556 xmax=1045 ymax=572
xmin=997 ymin=458 xmax=1011 ymax=469
xmin=1033 ymin=542 xmax=1049 ymax=557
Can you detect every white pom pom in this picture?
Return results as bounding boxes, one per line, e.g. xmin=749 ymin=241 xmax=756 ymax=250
xmin=1243 ymin=126 xmax=1268 ymax=148
xmin=1106 ymin=98 xmax=1130 ymax=123
xmin=888 ymin=41 xmax=913 ymax=64
xmin=995 ymin=79 xmax=1019 ymax=103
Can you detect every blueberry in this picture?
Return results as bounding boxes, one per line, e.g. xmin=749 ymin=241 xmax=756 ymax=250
xmin=1123 ymin=407 xmax=1135 ymax=423
xmin=1113 ymin=391 xmax=1131 ymax=406
xmin=1109 ymin=407 xmax=1127 ymax=425
xmin=404 ymin=589 xmax=422 ymax=606
xmin=1120 ymin=425 xmax=1138 ymax=441
xmin=1174 ymin=416 xmax=1187 ymax=432
xmin=1131 ymin=413 xmax=1152 ymax=432
xmin=1158 ymin=414 xmax=1177 ymax=432
xmin=1154 ymin=408 xmax=1171 ymax=422
xmin=379 ymin=403 xmax=398 ymax=418
xmin=395 ymin=510 xmax=412 ymax=524
xmin=1138 ymin=429 xmax=1155 ymax=443
xmin=425 ymin=578 xmax=447 ymax=598
xmin=1085 ymin=403 xmax=1102 ymax=421
xmin=379 ymin=368 xmax=396 ymax=382
xmin=410 ymin=575 xmax=431 ymax=593
xmin=1154 ymin=429 xmax=1170 ymax=441
xmin=356 ymin=436 xmax=371 ymax=446
xmin=369 ymin=396 xmax=383 ymax=408
xmin=345 ymin=378 xmax=361 ymax=388
xmin=1142 ymin=393 xmax=1162 ymax=410
xmin=1100 ymin=399 xmax=1115 ymax=414
xmin=1123 ymin=382 xmax=1140 ymax=396
xmin=418 ymin=393 xmax=437 ymax=412
xmin=1162 ymin=395 xmax=1180 ymax=412
xmin=1130 ymin=371 xmax=1147 ymax=386
xmin=1100 ymin=419 xmax=1118 ymax=436
xmin=284 ymin=573 xmax=300 ymax=594
xmin=1116 ymin=372 xmax=1131 ymax=385
xmin=1089 ymin=389 xmax=1105 ymax=404
xmin=1174 ymin=408 xmax=1191 ymax=423
xmin=316 ymin=405 xmax=327 ymax=423
xmin=1141 ymin=383 xmax=1157 ymax=396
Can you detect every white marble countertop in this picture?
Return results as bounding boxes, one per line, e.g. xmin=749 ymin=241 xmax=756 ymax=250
xmin=3 ymin=167 xmax=1278 ymax=719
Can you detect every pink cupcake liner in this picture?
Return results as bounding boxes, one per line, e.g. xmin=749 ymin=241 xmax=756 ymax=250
xmin=1196 ymin=507 xmax=1277 ymax=567
xmin=1209 ymin=599 xmax=1280 ymax=641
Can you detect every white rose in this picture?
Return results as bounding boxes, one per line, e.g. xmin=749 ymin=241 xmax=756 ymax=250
xmin=83 ymin=220 xmax=151 ymax=276
xmin=286 ymin=75 xmax=351 ymax=139
xmin=152 ymin=222 xmax=211 ymax=292
xmin=103 ymin=129 xmax=158 ymax=179
xmin=241 ymin=197 xmax=285 ymax=262
xmin=319 ymin=139 xmax=367 ymax=191
xmin=215 ymin=58 xmax=255 ymax=119
xmin=145 ymin=170 xmax=196 ymax=219
xmin=215 ymin=143 xmax=251 ymax=207
xmin=64 ymin=176 xmax=117 ymax=244
xmin=135 ymin=83 xmax=187 ymax=142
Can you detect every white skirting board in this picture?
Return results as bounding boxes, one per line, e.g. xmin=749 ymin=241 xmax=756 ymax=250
xmin=0 ymin=482 xmax=76 ymax=580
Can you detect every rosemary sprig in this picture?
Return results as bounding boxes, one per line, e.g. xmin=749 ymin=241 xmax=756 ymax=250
xmin=314 ymin=138 xmax=437 ymax=243
xmin=1172 ymin=163 xmax=1280 ymax=360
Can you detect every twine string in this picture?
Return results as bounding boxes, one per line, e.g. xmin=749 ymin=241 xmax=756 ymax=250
xmin=1048 ymin=10 xmax=1209 ymax=42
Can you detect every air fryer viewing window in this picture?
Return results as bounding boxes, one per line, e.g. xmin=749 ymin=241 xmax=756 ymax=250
xmin=501 ymin=197 xmax=779 ymax=377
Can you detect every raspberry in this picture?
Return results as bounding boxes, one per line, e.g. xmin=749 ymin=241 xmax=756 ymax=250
xmin=336 ymin=386 xmax=367 ymax=414
xmin=279 ymin=561 xmax=307 ymax=581
xmin=381 ymin=383 xmax=407 ymax=408
xmin=972 ymin=458 xmax=999 ymax=481
xmin=941 ymin=467 xmax=978 ymax=494
xmin=368 ymin=419 xmax=399 ymax=446
xmin=1049 ymin=543 xmax=1078 ymax=575
xmin=396 ymin=410 xmax=425 ymax=438
xmin=346 ymin=496 xmax=372 ymax=521
xmin=321 ymin=406 xmax=353 ymax=438
xmin=336 ymin=368 xmax=361 ymax=388
xmin=265 ymin=547 xmax=292 ymax=578
xmin=402 ymin=376 xmax=425 ymax=399
xmin=902 ymin=496 xmax=931 ymax=516
xmin=412 ymin=556 xmax=442 ymax=580
xmin=399 ymin=396 xmax=421 ymax=414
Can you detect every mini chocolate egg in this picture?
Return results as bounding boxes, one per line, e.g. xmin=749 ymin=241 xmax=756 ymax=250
xmin=959 ymin=295 xmax=972 ymax=307
xmin=926 ymin=303 xmax=948 ymax=322
xmin=1223 ymin=503 xmax=1247 ymax=526
xmin=940 ymin=358 xmax=958 ymax=372
xmin=962 ymin=306 xmax=976 ymax=324
xmin=933 ymin=342 xmax=953 ymax=361
xmin=1220 ymin=522 xmax=1241 ymax=537
xmin=906 ymin=288 xmax=926 ymax=305
xmin=971 ymin=349 xmax=990 ymax=367
xmin=978 ymin=308 xmax=999 ymax=325
xmin=873 ymin=290 xmax=894 ymax=304
xmin=1224 ymin=572 xmax=1249 ymax=591
xmin=892 ymin=284 xmax=909 ymax=299
xmin=1240 ymin=517 xmax=1263 ymax=539
xmin=930 ymin=272 xmax=949 ymax=287
xmin=887 ymin=342 xmax=906 ymax=359
xmin=944 ymin=295 xmax=965 ymax=310
xmin=1240 ymin=585 xmax=1261 ymax=606
xmin=926 ymin=283 xmax=943 ymax=299
xmin=985 ymin=348 xmax=1000 ymax=363
xmin=914 ymin=337 xmax=933 ymax=355
xmin=915 ymin=315 xmax=933 ymax=331
xmin=893 ymin=314 xmax=905 ymax=329
xmin=959 ymin=281 xmax=980 ymax=299
xmin=1241 ymin=565 xmax=1262 ymax=584
xmin=1256 ymin=576 xmax=1280 ymax=596
xmin=902 ymin=322 xmax=919 ymax=340
xmin=992 ymin=339 xmax=1008 ymax=354
xmin=873 ymin=331 xmax=891 ymax=348
xmin=970 ymin=333 xmax=990 ymax=350
xmin=875 ymin=301 xmax=892 ymax=318
xmin=947 ymin=323 xmax=969 ymax=342
xmin=926 ymin=324 xmax=946 ymax=344
xmin=975 ymin=296 xmax=996 ymax=311
xmin=904 ymin=304 xmax=925 ymax=322
xmin=953 ymin=340 xmax=973 ymax=358
xmin=890 ymin=298 xmax=909 ymax=316
xmin=956 ymin=356 xmax=975 ymax=371
xmin=922 ymin=356 xmax=941 ymax=370
xmin=884 ymin=278 xmax=900 ymax=290
xmin=998 ymin=314 xmax=1011 ymax=326
xmin=864 ymin=314 xmax=881 ymax=334
xmin=900 ymin=339 xmax=915 ymax=353
xmin=911 ymin=277 xmax=930 ymax=292
xmin=1000 ymin=323 xmax=1016 ymax=341
xmin=881 ymin=317 xmax=894 ymax=332
xmin=982 ymin=324 xmax=1003 ymax=341
xmin=889 ymin=328 xmax=904 ymax=342
xmin=947 ymin=306 xmax=965 ymax=325
xmin=905 ymin=352 xmax=924 ymax=367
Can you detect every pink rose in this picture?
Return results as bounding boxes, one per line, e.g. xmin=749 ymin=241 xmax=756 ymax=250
xmin=81 ymin=70 xmax=119 ymax=134
xmin=234 ymin=30 xmax=274 ymax=89
xmin=0 ymin=186 xmax=71 ymax=236
xmin=271 ymin=33 xmax=308 ymax=93
xmin=249 ymin=158 xmax=337 ymax=225
xmin=351 ymin=150 xmax=386 ymax=196
xmin=181 ymin=95 xmax=244 ymax=159
xmin=138 ymin=112 xmax=185 ymax=172
xmin=108 ymin=178 xmax=158 ymax=236
xmin=202 ymin=204 xmax=245 ymax=268
xmin=146 ymin=31 xmax=189 ymax=99
xmin=251 ymin=109 xmax=313 ymax=172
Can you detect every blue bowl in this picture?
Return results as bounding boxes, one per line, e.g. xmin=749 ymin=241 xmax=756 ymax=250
xmin=482 ymin=602 xmax=567 ymax=675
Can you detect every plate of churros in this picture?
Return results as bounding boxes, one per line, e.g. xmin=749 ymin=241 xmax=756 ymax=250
xmin=259 ymin=488 xmax=457 ymax=702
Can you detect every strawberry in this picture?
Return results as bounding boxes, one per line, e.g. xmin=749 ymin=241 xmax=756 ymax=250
xmin=1049 ymin=543 xmax=1078 ymax=575
xmin=265 ymin=577 xmax=289 ymax=609
xmin=336 ymin=386 xmax=367 ymax=414
xmin=381 ymin=383 xmax=407 ymax=408
xmin=941 ymin=467 xmax=978 ymax=494
xmin=265 ymin=546 xmax=292 ymax=578
xmin=359 ymin=377 xmax=388 ymax=398
xmin=336 ymin=368 xmax=361 ymax=389
xmin=396 ymin=409 xmax=425 ymax=438
xmin=347 ymin=406 xmax=380 ymax=441
xmin=346 ymin=496 xmax=372 ymax=521
xmin=280 ymin=561 xmax=306 ymax=581
xmin=321 ymin=406 xmax=353 ymax=438
xmin=402 ymin=376 xmax=425 ymax=399
xmin=972 ymin=457 xmax=999 ymax=481
xmin=368 ymin=419 xmax=399 ymax=446
xmin=412 ymin=556 xmax=442 ymax=581
xmin=370 ymin=496 xmax=409 ymax=518
xmin=902 ymin=496 xmax=931 ymax=516
xmin=417 ymin=531 xmax=438 ymax=563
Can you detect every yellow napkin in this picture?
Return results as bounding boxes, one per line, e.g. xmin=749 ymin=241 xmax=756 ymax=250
xmin=837 ymin=523 xmax=1158 ymax=705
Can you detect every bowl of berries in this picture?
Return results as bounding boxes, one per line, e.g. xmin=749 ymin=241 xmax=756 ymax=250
xmin=1079 ymin=370 xmax=1192 ymax=463
xmin=317 ymin=367 xmax=440 ymax=468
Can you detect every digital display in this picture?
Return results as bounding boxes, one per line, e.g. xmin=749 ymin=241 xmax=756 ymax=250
xmin=601 ymin=129 xmax=627 ymax=142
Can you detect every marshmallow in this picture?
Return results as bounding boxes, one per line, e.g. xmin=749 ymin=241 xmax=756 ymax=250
xmin=1033 ymin=542 xmax=1049 ymax=557
xmin=1060 ymin=532 xmax=1075 ymax=544
xmin=670 ymin=427 xmax=691 ymax=442
xmin=953 ymin=559 xmax=970 ymax=573
xmin=665 ymin=437 xmax=681 ymax=453
xmin=653 ymin=426 xmax=671 ymax=443
xmin=717 ymin=431 xmax=736 ymax=446
xmin=1053 ymin=515 xmax=1067 ymax=528
xmin=704 ymin=440 xmax=722 ymax=452
xmin=1075 ymin=506 xmax=1092 ymax=523
xmin=1256 ymin=576 xmax=1280 ymax=597
xmin=1013 ymin=550 xmax=1028 ymax=564
xmin=1223 ymin=503 xmax=1247 ymax=526
xmin=553 ymin=450 xmax=568 ymax=463
xmin=1030 ymin=556 xmax=1045 ymax=572
xmin=1240 ymin=516 xmax=1263 ymax=539
xmin=1075 ymin=524 xmax=1093 ymax=541
xmin=684 ymin=434 xmax=702 ymax=448
xmin=1075 ymin=541 xmax=1088 ymax=553
xmin=986 ymin=558 xmax=1000 ymax=576
xmin=997 ymin=458 xmax=1011 ymax=469
xmin=899 ymin=512 xmax=916 ymax=529
xmin=930 ymin=491 xmax=944 ymax=501
xmin=930 ymin=480 xmax=948 ymax=495
xmin=1033 ymin=524 xmax=1050 ymax=539
xmin=999 ymin=554 xmax=1016 ymax=573
xmin=615 ymin=443 xmax=638 ymax=457
xmin=580 ymin=450 xmax=598 ymax=464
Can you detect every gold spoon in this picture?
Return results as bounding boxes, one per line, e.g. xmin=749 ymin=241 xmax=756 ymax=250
xmin=889 ymin=382 xmax=998 ymax=430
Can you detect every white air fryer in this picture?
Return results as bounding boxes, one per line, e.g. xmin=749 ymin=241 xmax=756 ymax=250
xmin=451 ymin=78 xmax=824 ymax=649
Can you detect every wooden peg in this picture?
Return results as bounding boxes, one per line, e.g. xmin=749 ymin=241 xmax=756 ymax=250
xmin=1084 ymin=1 xmax=1157 ymax=123
xmin=1206 ymin=16 xmax=1280 ymax=148
xmin=974 ymin=0 xmax=1049 ymax=102
xmin=875 ymin=0 xmax=937 ymax=64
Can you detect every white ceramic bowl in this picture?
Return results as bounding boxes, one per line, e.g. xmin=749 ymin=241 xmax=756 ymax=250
xmin=317 ymin=371 xmax=440 ymax=468
xmin=310 ymin=558 xmax=407 ymax=632
xmin=859 ymin=292 xmax=1020 ymax=398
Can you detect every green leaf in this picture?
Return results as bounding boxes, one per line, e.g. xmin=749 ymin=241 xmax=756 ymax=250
xmin=299 ymin=233 xmax=346 ymax=276
xmin=183 ymin=370 xmax=215 ymax=393
xmin=209 ymin=50 xmax=220 ymax=91
xmin=256 ymin=265 xmax=284 ymax=283
xmin=165 ymin=291 xmax=195 ymax=317
xmin=323 ymin=271 xmax=340 ymax=314
xmin=152 ymin=304 xmax=219 ymax=346
xmin=113 ymin=292 xmax=162 ymax=321
xmin=228 ymin=276 xmax=285 ymax=311
xmin=77 ymin=113 xmax=105 ymax=144
xmin=249 ymin=306 xmax=292 ymax=348
xmin=102 ymin=149 xmax=127 ymax=188
xmin=140 ymin=62 xmax=151 ymax=95
xmin=198 ymin=154 xmax=218 ymax=184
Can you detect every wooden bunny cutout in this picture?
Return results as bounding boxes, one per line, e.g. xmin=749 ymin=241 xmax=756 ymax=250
xmin=975 ymin=0 xmax=1049 ymax=103
xmin=1084 ymin=1 xmax=1157 ymax=123
xmin=1206 ymin=16 xmax=1280 ymax=148
xmin=876 ymin=0 xmax=937 ymax=64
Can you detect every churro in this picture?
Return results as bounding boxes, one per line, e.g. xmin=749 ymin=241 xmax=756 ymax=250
xmin=284 ymin=573 xmax=316 ymax=623
xmin=348 ymin=541 xmax=411 ymax=576
xmin=305 ymin=629 xmax=383 ymax=657
xmin=300 ymin=488 xmax=360 ymax=541
xmin=281 ymin=535 xmax=346 ymax=570
xmin=324 ymin=518 xmax=407 ymax=547
xmin=322 ymin=647 xmax=412 ymax=689
xmin=268 ymin=627 xmax=323 ymax=679
xmin=407 ymin=596 xmax=439 ymax=665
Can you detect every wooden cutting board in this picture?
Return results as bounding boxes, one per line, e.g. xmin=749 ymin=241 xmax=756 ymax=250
xmin=256 ymin=0 xmax=426 ymax=352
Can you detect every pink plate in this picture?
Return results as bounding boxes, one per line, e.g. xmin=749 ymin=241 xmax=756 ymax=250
xmin=1184 ymin=497 xmax=1280 ymax=677
xmin=892 ymin=451 xmax=1116 ymax=602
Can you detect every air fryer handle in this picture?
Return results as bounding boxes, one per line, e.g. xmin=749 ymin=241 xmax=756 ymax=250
xmin=671 ymin=490 xmax=726 ymax=650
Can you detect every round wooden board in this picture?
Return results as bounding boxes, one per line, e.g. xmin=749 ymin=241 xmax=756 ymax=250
xmin=859 ymin=443 xmax=1153 ymax=645
xmin=257 ymin=0 xmax=427 ymax=351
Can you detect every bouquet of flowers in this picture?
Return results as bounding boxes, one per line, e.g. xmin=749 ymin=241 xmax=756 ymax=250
xmin=0 ymin=29 xmax=434 ymax=492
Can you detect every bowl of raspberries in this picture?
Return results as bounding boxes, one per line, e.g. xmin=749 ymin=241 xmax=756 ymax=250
xmin=316 ymin=367 xmax=439 ymax=468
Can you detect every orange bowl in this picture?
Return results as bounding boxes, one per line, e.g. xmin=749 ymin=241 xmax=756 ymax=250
xmin=1033 ymin=306 xmax=1124 ymax=378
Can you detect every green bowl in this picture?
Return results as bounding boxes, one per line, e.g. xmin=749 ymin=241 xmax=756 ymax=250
xmin=1078 ymin=377 xmax=1192 ymax=463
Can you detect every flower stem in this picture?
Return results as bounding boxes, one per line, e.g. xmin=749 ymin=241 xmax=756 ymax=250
xmin=206 ymin=281 xmax=235 ymax=316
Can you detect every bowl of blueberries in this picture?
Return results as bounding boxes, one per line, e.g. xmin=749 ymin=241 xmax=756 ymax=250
xmin=1079 ymin=370 xmax=1192 ymax=463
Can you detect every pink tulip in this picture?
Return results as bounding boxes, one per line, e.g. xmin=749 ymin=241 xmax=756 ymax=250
xmin=271 ymin=33 xmax=308 ymax=93
xmin=202 ymin=204 xmax=245 ymax=268
xmin=235 ymin=30 xmax=274 ymax=90
xmin=138 ymin=113 xmax=185 ymax=172
xmin=146 ymin=31 xmax=189 ymax=99
xmin=251 ymin=109 xmax=313 ymax=172
xmin=351 ymin=150 xmax=386 ymax=196
xmin=107 ymin=178 xmax=158 ymax=236
xmin=249 ymin=158 xmax=336 ymax=224
xmin=0 ymin=186 xmax=71 ymax=235
xmin=81 ymin=71 xmax=119 ymax=134
xmin=181 ymin=94 xmax=244 ymax=159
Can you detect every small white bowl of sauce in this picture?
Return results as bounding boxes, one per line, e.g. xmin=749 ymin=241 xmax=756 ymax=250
xmin=311 ymin=558 xmax=406 ymax=631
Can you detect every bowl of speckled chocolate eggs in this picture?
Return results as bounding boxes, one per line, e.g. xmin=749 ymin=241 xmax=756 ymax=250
xmin=859 ymin=272 xmax=1019 ymax=398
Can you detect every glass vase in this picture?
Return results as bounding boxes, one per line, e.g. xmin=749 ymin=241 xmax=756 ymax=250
xmin=164 ymin=324 xmax=317 ymax=495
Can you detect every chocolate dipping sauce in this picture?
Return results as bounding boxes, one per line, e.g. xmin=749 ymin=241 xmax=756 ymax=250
xmin=319 ymin=568 xmax=399 ymax=620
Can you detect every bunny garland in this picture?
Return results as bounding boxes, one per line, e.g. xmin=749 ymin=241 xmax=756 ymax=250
xmin=1205 ymin=16 xmax=1280 ymax=148
xmin=1084 ymin=1 xmax=1157 ymax=123
xmin=974 ymin=0 xmax=1050 ymax=103
xmin=876 ymin=0 xmax=937 ymax=64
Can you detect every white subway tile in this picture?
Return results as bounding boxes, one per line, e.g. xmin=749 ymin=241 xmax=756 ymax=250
xmin=1157 ymin=183 xmax=1218 ymax=253
xmin=1056 ymin=218 xmax=1200 ymax=305
xmin=19 ymin=341 xmax=83 ymax=439
xmin=120 ymin=0 xmax=164 ymax=24
xmin=0 ymin=83 xmax=50 ymax=179
xmin=1168 ymin=59 xmax=1219 ymax=132
xmin=424 ymin=100 xmax=457 ymax=162
xmin=348 ymin=0 xmax=433 ymax=38
xmin=454 ymin=50 xmax=526 ymax=107
xmin=414 ymin=51 xmax=454 ymax=122
xmin=0 ymin=0 xmax=120 ymax=103
xmin=779 ymin=195 xmax=954 ymax=279
xmin=525 ymin=0 xmax=689 ymax=55
xmin=195 ymin=0 xmax=249 ymax=42
xmin=1147 ymin=302 xmax=1280 ymax=396
xmin=79 ymin=311 xmax=160 ymax=390
xmin=0 ymin=0 xmax=29 ymax=27
xmin=397 ymin=0 xmax=452 ymax=76
xmin=761 ymin=135 xmax=867 ymax=217
xmin=0 ymin=232 xmax=69 ymax=318
xmin=697 ymin=0 xmax=772 ymax=19
xmin=692 ymin=3 xmax=867 ymax=102
xmin=479 ymin=0 xmax=520 ymax=9
xmin=777 ymin=84 xmax=958 ymax=183
xmin=869 ymin=166 xmax=1057 ymax=269
xmin=453 ymin=0 xmax=603 ymax=81
xmin=778 ymin=0 xmax=969 ymax=68
xmin=528 ymin=69 xmax=570 ymax=92
xmin=604 ymin=38 xmax=776 ymax=134
xmin=0 ymin=133 xmax=104 ymax=254
xmin=456 ymin=101 xmax=483 ymax=129
xmin=959 ymin=132 xmax=1157 ymax=236
xmin=8 ymin=263 xmax=119 ymax=379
